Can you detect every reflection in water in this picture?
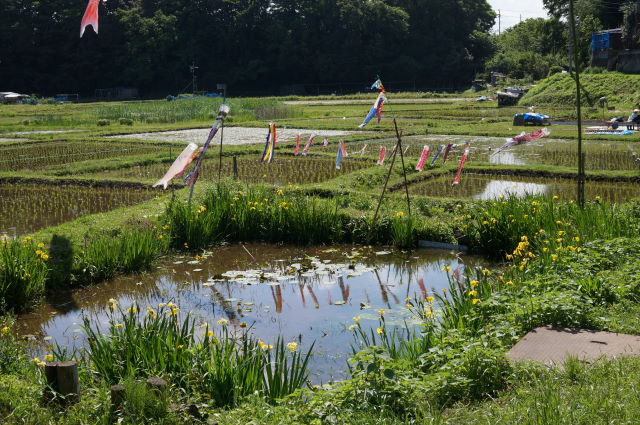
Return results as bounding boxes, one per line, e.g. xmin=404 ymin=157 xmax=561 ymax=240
xmin=409 ymin=174 xmax=640 ymax=203
xmin=474 ymin=180 xmax=549 ymax=200
xmin=17 ymin=244 xmax=484 ymax=382
xmin=488 ymin=151 xmax=527 ymax=166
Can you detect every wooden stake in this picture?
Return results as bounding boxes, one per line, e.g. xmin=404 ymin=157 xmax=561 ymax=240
xmin=233 ymin=155 xmax=238 ymax=180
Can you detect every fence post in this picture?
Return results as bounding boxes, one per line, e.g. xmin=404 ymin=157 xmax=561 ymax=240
xmin=233 ymin=155 xmax=238 ymax=180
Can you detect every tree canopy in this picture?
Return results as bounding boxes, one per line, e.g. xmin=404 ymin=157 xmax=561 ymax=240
xmin=543 ymin=0 xmax=627 ymax=28
xmin=0 ymin=0 xmax=495 ymax=96
xmin=485 ymin=18 xmax=568 ymax=80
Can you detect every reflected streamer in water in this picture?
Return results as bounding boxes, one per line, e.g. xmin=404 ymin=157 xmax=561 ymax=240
xmin=17 ymin=244 xmax=484 ymax=382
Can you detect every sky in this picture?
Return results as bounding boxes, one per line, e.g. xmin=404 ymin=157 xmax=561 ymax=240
xmin=488 ymin=0 xmax=549 ymax=33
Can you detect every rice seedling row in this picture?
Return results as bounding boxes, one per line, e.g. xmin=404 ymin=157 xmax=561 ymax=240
xmin=0 ymin=141 xmax=172 ymax=172
xmin=92 ymin=155 xmax=373 ymax=185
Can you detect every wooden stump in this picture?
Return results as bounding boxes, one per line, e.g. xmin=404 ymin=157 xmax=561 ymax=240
xmin=145 ymin=377 xmax=167 ymax=393
xmin=43 ymin=361 xmax=79 ymax=404
xmin=110 ymin=384 xmax=126 ymax=411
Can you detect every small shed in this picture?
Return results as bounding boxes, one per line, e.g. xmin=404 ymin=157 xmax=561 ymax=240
xmin=0 ymin=92 xmax=30 ymax=104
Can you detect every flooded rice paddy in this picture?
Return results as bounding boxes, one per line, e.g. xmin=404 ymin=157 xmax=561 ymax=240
xmin=345 ymin=136 xmax=640 ymax=171
xmin=0 ymin=141 xmax=170 ymax=172
xmin=18 ymin=244 xmax=483 ymax=382
xmin=0 ymin=182 xmax=160 ymax=235
xmin=90 ymin=155 xmax=372 ymax=185
xmin=408 ymin=174 xmax=640 ymax=202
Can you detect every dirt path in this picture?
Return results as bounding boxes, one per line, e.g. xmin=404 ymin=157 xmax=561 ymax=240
xmin=109 ymin=127 xmax=358 ymax=145
xmin=283 ymin=98 xmax=470 ymax=105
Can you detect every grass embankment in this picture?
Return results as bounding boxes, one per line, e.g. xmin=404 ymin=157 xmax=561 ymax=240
xmin=520 ymin=72 xmax=640 ymax=108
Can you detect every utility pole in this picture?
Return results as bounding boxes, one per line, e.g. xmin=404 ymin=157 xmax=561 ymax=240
xmin=498 ymin=10 xmax=501 ymax=34
xmin=569 ymin=0 xmax=585 ymax=207
xmin=190 ymin=63 xmax=199 ymax=95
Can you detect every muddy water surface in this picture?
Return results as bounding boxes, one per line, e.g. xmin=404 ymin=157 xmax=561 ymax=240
xmin=18 ymin=244 xmax=483 ymax=382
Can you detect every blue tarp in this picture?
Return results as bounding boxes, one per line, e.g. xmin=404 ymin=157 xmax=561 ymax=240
xmin=514 ymin=113 xmax=549 ymax=124
xmin=592 ymin=33 xmax=610 ymax=52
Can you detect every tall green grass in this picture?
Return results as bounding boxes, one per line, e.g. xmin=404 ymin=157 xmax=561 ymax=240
xmin=462 ymin=196 xmax=639 ymax=259
xmin=83 ymin=304 xmax=313 ymax=407
xmin=165 ymin=182 xmax=344 ymax=249
xmin=164 ymin=181 xmax=422 ymax=249
xmin=73 ymin=227 xmax=169 ymax=285
xmin=0 ymin=236 xmax=48 ymax=313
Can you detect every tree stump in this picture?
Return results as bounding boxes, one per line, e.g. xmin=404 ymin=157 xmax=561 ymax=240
xmin=146 ymin=377 xmax=167 ymax=394
xmin=43 ymin=361 xmax=79 ymax=404
xmin=110 ymin=384 xmax=126 ymax=411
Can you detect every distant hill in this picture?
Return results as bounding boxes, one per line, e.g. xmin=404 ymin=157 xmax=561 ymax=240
xmin=519 ymin=72 xmax=640 ymax=107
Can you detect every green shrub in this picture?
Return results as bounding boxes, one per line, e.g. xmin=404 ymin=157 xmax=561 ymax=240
xmin=0 ymin=318 xmax=26 ymax=374
xmin=118 ymin=117 xmax=134 ymax=126
xmin=114 ymin=378 xmax=177 ymax=424
xmin=73 ymin=227 xmax=168 ymax=285
xmin=0 ymin=236 xmax=48 ymax=313
xmin=164 ymin=182 xmax=421 ymax=249
xmin=97 ymin=119 xmax=110 ymax=126
xmin=583 ymin=66 xmax=605 ymax=74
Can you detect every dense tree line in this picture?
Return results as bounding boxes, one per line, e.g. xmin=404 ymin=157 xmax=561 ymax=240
xmin=0 ymin=0 xmax=495 ymax=96
xmin=486 ymin=0 xmax=635 ymax=80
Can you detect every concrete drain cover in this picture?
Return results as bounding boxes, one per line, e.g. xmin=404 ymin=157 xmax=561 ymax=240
xmin=507 ymin=326 xmax=640 ymax=365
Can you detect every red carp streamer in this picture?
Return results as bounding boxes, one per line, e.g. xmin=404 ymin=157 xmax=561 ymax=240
xmin=415 ymin=145 xmax=430 ymax=171
xmin=302 ymin=135 xmax=315 ymax=155
xmin=80 ymin=0 xmax=100 ymax=37
xmin=340 ymin=141 xmax=348 ymax=157
xmin=377 ymin=146 xmax=387 ymax=165
xmin=294 ymin=133 xmax=301 ymax=156
xmin=452 ymin=144 xmax=471 ymax=185
xmin=493 ymin=128 xmax=551 ymax=155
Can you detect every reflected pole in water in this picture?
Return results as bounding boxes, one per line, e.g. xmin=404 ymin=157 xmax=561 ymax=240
xmin=306 ymin=285 xmax=320 ymax=308
xmin=338 ymin=276 xmax=350 ymax=302
xmin=270 ymin=285 xmax=283 ymax=313
xmin=569 ymin=0 xmax=585 ymax=207
xmin=298 ymin=284 xmax=307 ymax=307
xmin=417 ymin=278 xmax=428 ymax=299
xmin=208 ymin=287 xmax=239 ymax=325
